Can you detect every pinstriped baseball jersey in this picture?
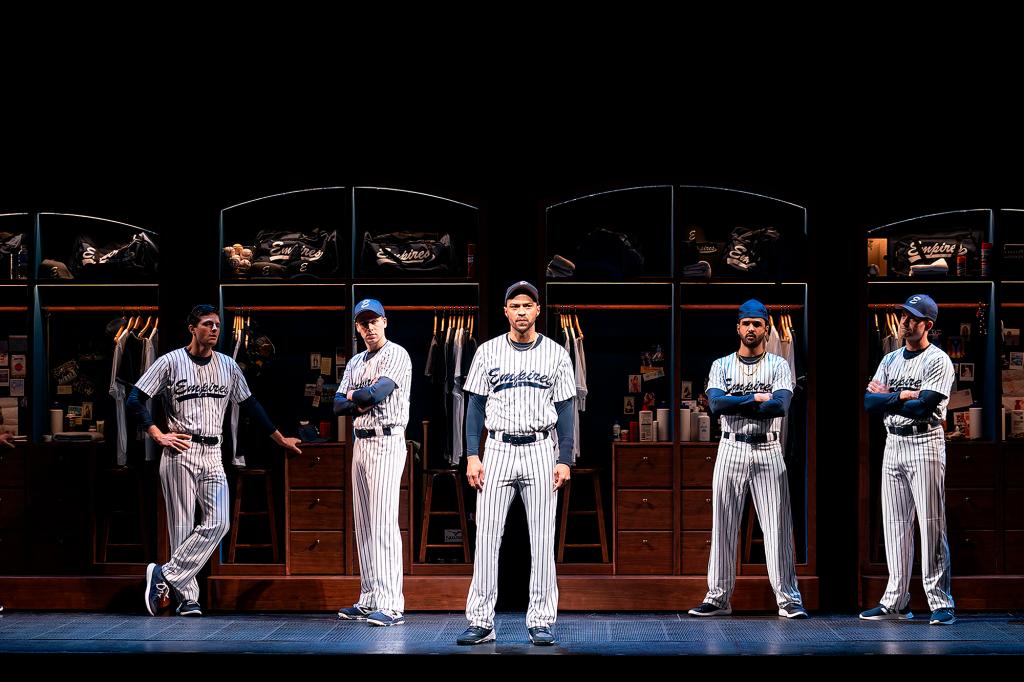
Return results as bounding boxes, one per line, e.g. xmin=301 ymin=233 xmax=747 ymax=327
xmin=337 ymin=341 xmax=412 ymax=430
xmin=708 ymin=352 xmax=794 ymax=435
xmin=463 ymin=334 xmax=576 ymax=433
xmin=872 ymin=344 xmax=955 ymax=426
xmin=134 ymin=348 xmax=251 ymax=436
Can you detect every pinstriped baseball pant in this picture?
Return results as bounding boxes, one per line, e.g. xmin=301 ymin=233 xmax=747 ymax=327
xmin=466 ymin=439 xmax=559 ymax=628
xmin=159 ymin=443 xmax=230 ymax=603
xmin=352 ymin=433 xmax=407 ymax=613
xmin=704 ymin=437 xmax=802 ymax=608
xmin=879 ymin=429 xmax=954 ymax=611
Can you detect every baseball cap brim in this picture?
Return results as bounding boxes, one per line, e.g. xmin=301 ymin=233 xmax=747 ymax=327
xmin=897 ymin=303 xmax=934 ymax=321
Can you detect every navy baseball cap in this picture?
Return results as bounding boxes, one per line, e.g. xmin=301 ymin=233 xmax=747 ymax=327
xmin=737 ymin=299 xmax=769 ymax=322
xmin=505 ymin=280 xmax=539 ymax=303
xmin=354 ymin=298 xmax=386 ymax=320
xmin=898 ymin=294 xmax=938 ymax=322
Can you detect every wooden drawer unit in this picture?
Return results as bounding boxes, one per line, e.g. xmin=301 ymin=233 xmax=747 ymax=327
xmin=681 ymin=489 xmax=714 ymax=530
xmin=615 ymin=446 xmax=672 ymax=488
xmin=945 ymin=445 xmax=997 ymax=488
xmin=289 ymin=531 xmax=345 ymax=574
xmin=0 ymin=487 xmax=25 ymax=527
xmin=681 ymin=446 xmax=718 ymax=487
xmin=615 ymin=531 xmax=673 ymax=574
xmin=1007 ymin=454 xmax=1024 ymax=487
xmin=945 ymin=489 xmax=996 ymax=530
xmin=1007 ymin=530 xmax=1024 ymax=573
xmin=949 ymin=531 xmax=1000 ymax=574
xmin=0 ymin=529 xmax=23 ymax=570
xmin=0 ymin=450 xmax=25 ymax=486
xmin=616 ymin=490 xmax=673 ymax=530
xmin=288 ymin=446 xmax=345 ymax=488
xmin=289 ymin=490 xmax=344 ymax=530
xmin=613 ymin=444 xmax=675 ymax=575
xmin=1007 ymin=488 xmax=1024 ymax=530
xmin=680 ymin=531 xmax=713 ymax=574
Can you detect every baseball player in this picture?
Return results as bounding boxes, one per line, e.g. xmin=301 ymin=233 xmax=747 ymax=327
xmin=862 ymin=294 xmax=955 ymax=625
xmin=456 ymin=281 xmax=576 ymax=646
xmin=334 ymin=298 xmax=412 ymax=627
xmin=688 ymin=299 xmax=808 ymax=619
xmin=128 ymin=304 xmax=302 ymax=617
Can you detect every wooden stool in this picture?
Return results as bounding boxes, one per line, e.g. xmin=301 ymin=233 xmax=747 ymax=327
xmin=228 ymin=468 xmax=280 ymax=562
xmin=418 ymin=420 xmax=470 ymax=563
xmin=557 ymin=467 xmax=609 ymax=562
xmin=98 ymin=466 xmax=149 ymax=562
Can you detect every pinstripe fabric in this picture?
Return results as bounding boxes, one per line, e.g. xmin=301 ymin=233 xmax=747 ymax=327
xmin=337 ymin=340 xmax=412 ymax=613
xmin=452 ymin=330 xmax=466 ymax=463
xmin=871 ymin=344 xmax=955 ymax=611
xmin=351 ymin=433 xmax=407 ymax=612
xmin=158 ymin=442 xmax=230 ymax=602
xmin=465 ymin=438 xmax=559 ymax=628
xmin=708 ymin=352 xmax=794 ymax=435
xmin=142 ymin=331 xmax=159 ymax=462
xmin=704 ymin=436 xmax=801 ymax=607
xmin=873 ymin=345 xmax=955 ymax=428
xmin=463 ymin=335 xmax=577 ymax=433
xmin=463 ymin=333 xmax=575 ymax=628
xmin=339 ymin=342 xmax=412 ymax=431
xmin=703 ymin=351 xmax=801 ymax=608
xmin=879 ymin=428 xmax=954 ymax=610
xmin=134 ymin=347 xmax=252 ymax=603
xmin=109 ymin=333 xmax=129 ymax=465
xmin=134 ymin=349 xmax=251 ymax=437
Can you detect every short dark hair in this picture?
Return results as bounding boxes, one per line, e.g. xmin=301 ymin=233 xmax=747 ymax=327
xmin=188 ymin=304 xmax=218 ymax=327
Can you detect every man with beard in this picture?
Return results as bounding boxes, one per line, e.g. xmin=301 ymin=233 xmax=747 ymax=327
xmin=688 ymin=299 xmax=807 ymax=619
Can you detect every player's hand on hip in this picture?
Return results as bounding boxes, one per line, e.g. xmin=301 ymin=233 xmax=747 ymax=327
xmin=553 ymin=463 xmax=571 ymax=490
xmin=156 ymin=432 xmax=191 ymax=453
xmin=466 ymin=455 xmax=484 ymax=491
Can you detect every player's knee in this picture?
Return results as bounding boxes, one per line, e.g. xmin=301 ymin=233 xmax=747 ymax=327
xmin=212 ymin=518 xmax=230 ymax=541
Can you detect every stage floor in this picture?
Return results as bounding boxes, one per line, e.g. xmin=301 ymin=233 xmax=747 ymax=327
xmin=1 ymin=611 xmax=1022 ymax=656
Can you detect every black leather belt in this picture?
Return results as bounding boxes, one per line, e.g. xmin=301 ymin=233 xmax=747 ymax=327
xmin=354 ymin=427 xmax=393 ymax=438
xmin=189 ymin=434 xmax=220 ymax=445
xmin=488 ymin=430 xmax=550 ymax=445
xmin=723 ymin=432 xmax=778 ymax=444
xmin=887 ymin=422 xmax=940 ymax=436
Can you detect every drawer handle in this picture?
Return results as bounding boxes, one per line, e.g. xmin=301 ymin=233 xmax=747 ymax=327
xmin=705 ymin=539 xmax=711 ymax=545
xmin=641 ymin=498 xmax=649 ymax=505
xmin=964 ymin=497 xmax=971 ymax=503
xmin=642 ymin=456 xmax=649 ymax=463
xmin=641 ymin=539 xmax=649 ymax=545
xmin=309 ymin=497 xmax=321 ymax=509
xmin=705 ymin=498 xmax=712 ymax=504
xmin=313 ymin=456 xmax=321 ymax=465
xmin=964 ymin=455 xmax=972 ymax=462
xmin=705 ymin=456 xmax=712 ymax=462
xmin=310 ymin=538 xmax=321 ymax=549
